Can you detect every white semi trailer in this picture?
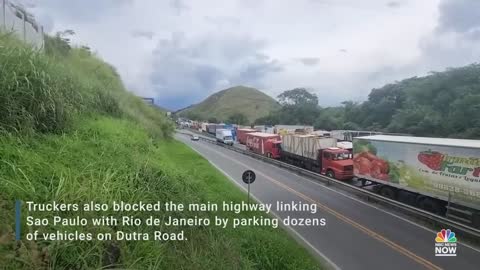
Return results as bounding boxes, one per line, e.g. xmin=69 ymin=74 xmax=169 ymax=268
xmin=353 ymin=135 xmax=480 ymax=227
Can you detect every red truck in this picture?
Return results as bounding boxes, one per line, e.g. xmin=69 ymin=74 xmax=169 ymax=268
xmin=280 ymin=134 xmax=353 ymax=180
xmin=245 ymin=133 xmax=282 ymax=158
xmin=237 ymin=128 xmax=258 ymax=145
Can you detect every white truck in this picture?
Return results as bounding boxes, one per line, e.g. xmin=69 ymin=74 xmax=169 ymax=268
xmin=216 ymin=129 xmax=234 ymax=145
xmin=353 ymin=135 xmax=480 ymax=227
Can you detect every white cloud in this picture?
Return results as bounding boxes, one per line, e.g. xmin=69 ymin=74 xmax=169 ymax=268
xmin=24 ymin=0 xmax=480 ymax=109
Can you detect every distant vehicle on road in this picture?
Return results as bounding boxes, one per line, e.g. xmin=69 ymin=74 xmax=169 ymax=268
xmin=216 ymin=129 xmax=234 ymax=145
xmin=191 ymin=135 xmax=199 ymax=141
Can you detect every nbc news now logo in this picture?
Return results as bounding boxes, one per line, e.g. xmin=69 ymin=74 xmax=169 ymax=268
xmin=435 ymin=229 xmax=457 ymax=256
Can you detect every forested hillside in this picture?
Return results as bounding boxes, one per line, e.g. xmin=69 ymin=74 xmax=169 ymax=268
xmin=256 ymin=65 xmax=480 ymax=139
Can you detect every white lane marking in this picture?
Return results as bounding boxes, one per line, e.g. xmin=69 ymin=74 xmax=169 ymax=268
xmin=177 ymin=136 xmax=342 ymax=270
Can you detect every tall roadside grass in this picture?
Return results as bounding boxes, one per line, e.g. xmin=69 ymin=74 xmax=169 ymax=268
xmin=0 ymin=33 xmax=172 ymax=137
xmin=0 ymin=117 xmax=322 ymax=269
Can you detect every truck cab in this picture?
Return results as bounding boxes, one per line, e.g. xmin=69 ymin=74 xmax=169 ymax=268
xmin=245 ymin=133 xmax=282 ymax=158
xmin=222 ymin=135 xmax=234 ymax=145
xmin=267 ymin=140 xmax=282 ymax=158
xmin=319 ymin=148 xmax=353 ymax=180
xmin=216 ymin=129 xmax=234 ymax=145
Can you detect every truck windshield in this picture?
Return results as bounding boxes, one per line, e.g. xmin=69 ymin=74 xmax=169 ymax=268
xmin=332 ymin=153 xmax=351 ymax=160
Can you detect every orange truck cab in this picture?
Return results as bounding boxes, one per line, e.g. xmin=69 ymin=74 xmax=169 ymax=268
xmin=280 ymin=134 xmax=353 ymax=180
xmin=319 ymin=148 xmax=354 ymax=180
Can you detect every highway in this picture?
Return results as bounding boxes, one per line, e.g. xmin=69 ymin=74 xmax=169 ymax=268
xmin=175 ymin=132 xmax=480 ymax=270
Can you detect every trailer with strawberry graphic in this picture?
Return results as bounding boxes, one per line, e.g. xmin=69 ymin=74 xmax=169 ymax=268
xmin=353 ymin=135 xmax=480 ymax=227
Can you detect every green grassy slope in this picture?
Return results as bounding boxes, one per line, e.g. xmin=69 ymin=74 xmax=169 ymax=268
xmin=0 ymin=34 xmax=322 ymax=269
xmin=177 ymin=86 xmax=280 ymax=123
xmin=0 ymin=118 xmax=322 ymax=269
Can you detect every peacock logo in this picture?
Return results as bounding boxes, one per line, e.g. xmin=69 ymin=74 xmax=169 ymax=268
xmin=435 ymin=229 xmax=457 ymax=243
xmin=435 ymin=229 xmax=458 ymax=257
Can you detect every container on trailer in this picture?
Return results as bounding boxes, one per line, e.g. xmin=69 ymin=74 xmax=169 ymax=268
xmin=281 ymin=135 xmax=337 ymax=159
xmin=207 ymin=124 xmax=223 ymax=135
xmin=246 ymin=133 xmax=282 ymax=158
xmin=231 ymin=128 xmax=237 ymax=141
xmin=311 ymin=130 xmax=331 ymax=137
xmin=276 ymin=125 xmax=314 ymax=135
xmin=223 ymin=124 xmax=236 ymax=140
xmin=337 ymin=141 xmax=353 ymax=152
xmin=353 ymin=135 xmax=480 ymax=211
xmin=237 ymin=128 xmax=259 ymax=144
xmin=191 ymin=121 xmax=198 ymax=129
xmin=206 ymin=124 xmax=214 ymax=134
xmin=331 ymin=130 xmax=410 ymax=142
xmin=254 ymin=125 xmax=275 ymax=134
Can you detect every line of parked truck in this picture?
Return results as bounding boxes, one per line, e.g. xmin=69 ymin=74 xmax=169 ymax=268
xmin=187 ymin=121 xmax=480 ymax=227
xmin=243 ymin=130 xmax=480 ymax=227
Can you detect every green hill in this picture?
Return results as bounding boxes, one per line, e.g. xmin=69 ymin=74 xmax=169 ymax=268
xmin=177 ymin=86 xmax=280 ymax=123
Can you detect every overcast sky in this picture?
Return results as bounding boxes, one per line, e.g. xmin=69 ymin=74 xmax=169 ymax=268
xmin=23 ymin=0 xmax=480 ymax=110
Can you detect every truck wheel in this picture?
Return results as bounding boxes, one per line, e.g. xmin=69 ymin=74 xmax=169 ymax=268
xmin=472 ymin=212 xmax=480 ymax=228
xmin=379 ymin=186 xmax=397 ymax=200
xmin=326 ymin=170 xmax=335 ymax=179
xmin=267 ymin=153 xmax=272 ymax=158
xmin=418 ymin=197 xmax=443 ymax=215
xmin=397 ymin=190 xmax=416 ymax=206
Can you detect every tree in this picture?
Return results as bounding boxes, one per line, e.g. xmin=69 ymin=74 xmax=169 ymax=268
xmin=314 ymin=110 xmax=342 ymax=130
xmin=254 ymin=113 xmax=280 ymax=125
xmin=388 ymin=105 xmax=442 ymax=136
xmin=278 ymin=88 xmax=318 ymax=106
xmin=342 ymin=122 xmax=360 ymax=130
xmin=363 ymin=85 xmax=406 ymax=127
xmin=44 ymin=29 xmax=75 ymax=57
xmin=275 ymin=88 xmax=320 ymax=125
xmin=227 ymin=113 xmax=248 ymax=125
xmin=80 ymin=45 xmax=92 ymax=55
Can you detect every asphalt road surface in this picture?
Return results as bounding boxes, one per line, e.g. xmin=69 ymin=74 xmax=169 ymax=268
xmin=175 ymin=132 xmax=480 ymax=270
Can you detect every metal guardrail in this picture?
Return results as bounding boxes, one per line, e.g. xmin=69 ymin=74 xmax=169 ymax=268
xmin=177 ymin=130 xmax=480 ymax=242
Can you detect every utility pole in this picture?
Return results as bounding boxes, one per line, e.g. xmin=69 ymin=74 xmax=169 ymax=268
xmin=22 ymin=11 xmax=26 ymax=42
xmin=41 ymin=25 xmax=44 ymax=51
xmin=2 ymin=0 xmax=6 ymax=31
